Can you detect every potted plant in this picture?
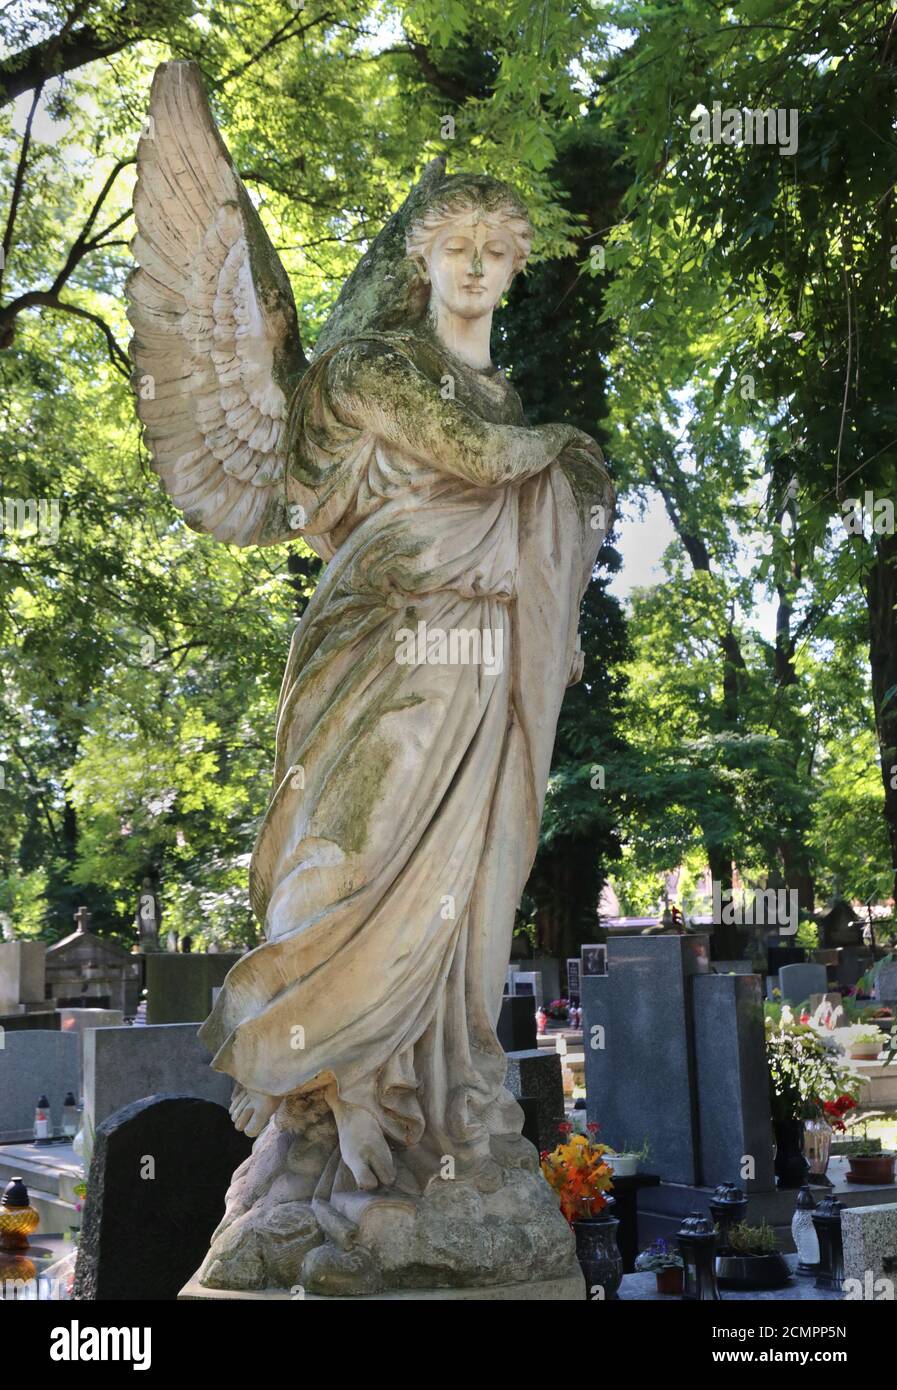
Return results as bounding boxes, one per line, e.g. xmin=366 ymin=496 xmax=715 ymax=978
xmin=715 ymin=1221 xmax=791 ymax=1291
xmin=845 ymin=1026 xmax=887 ymax=1060
xmin=635 ymin=1238 xmax=684 ymax=1294
xmin=844 ymin=1127 xmax=897 ymax=1185
xmin=540 ymin=1123 xmax=622 ymax=1299
xmin=602 ymin=1137 xmax=650 ymax=1178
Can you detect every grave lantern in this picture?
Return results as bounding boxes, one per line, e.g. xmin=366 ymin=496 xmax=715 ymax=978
xmin=677 ymin=1211 xmax=720 ymax=1300
xmin=791 ymin=1185 xmax=820 ymax=1275
xmin=812 ymin=1195 xmax=845 ymax=1292
xmin=709 ymin=1183 xmax=748 ymax=1248
xmin=33 ymin=1093 xmax=52 ymax=1146
xmin=0 ymin=1177 xmax=39 ymax=1252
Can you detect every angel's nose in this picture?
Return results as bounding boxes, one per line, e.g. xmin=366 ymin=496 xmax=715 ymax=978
xmin=469 ymin=249 xmax=484 ymax=277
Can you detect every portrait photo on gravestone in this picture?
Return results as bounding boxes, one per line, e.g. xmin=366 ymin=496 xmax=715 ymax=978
xmin=0 ymin=0 xmax=894 ymax=1359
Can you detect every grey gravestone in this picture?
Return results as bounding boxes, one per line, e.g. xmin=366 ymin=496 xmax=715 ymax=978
xmin=842 ymin=1202 xmax=897 ymax=1294
xmin=497 ymin=995 xmax=537 ymax=1052
xmin=72 ymin=1094 xmax=252 ymax=1300
xmin=0 ymin=940 xmax=46 ymax=1008
xmin=836 ymin=947 xmax=873 ymax=990
xmin=692 ymin=973 xmax=775 ymax=1191
xmin=583 ymin=934 xmax=710 ymax=1185
xmin=507 ymin=970 xmax=542 ymax=1008
xmin=145 ymin=952 xmax=241 ymax=1024
xmin=566 ymin=958 xmax=581 ymax=999
xmin=778 ymin=962 xmax=828 ymax=1004
xmin=876 ymin=962 xmax=897 ymax=1002
xmin=532 ymin=955 xmax=561 ymax=1004
xmin=504 ymin=1049 xmax=565 ymax=1153
xmin=83 ymin=1023 xmax=233 ymax=1130
xmin=0 ymin=1029 xmax=79 ymax=1139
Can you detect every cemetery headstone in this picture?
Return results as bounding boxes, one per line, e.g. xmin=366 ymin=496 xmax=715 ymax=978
xmin=504 ymin=1049 xmax=565 ymax=1153
xmin=842 ymin=1202 xmax=897 ymax=1298
xmin=566 ymin=957 xmax=581 ymax=1000
xmin=0 ymin=1030 xmax=79 ymax=1139
xmin=82 ymin=1023 xmax=233 ymax=1130
xmin=876 ymin=961 xmax=897 ymax=1003
xmin=692 ymin=973 xmax=775 ymax=1190
xmin=0 ymin=939 xmax=46 ymax=1012
xmin=72 ymin=1094 xmax=252 ymax=1300
xmin=583 ymin=934 xmax=710 ymax=1185
xmin=837 ymin=946 xmax=874 ymax=991
xmin=497 ymin=995 xmax=537 ymax=1052
xmin=778 ymin=962 xmax=828 ymax=1005
xmin=506 ymin=969 xmax=543 ymax=1008
xmin=145 ymin=952 xmax=241 ymax=1024
xmin=532 ymin=955 xmax=561 ymax=1004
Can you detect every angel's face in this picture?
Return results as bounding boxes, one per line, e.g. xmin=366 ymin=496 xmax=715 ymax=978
xmin=422 ymin=218 xmax=516 ymax=321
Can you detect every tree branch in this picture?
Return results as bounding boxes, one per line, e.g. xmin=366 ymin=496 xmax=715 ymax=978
xmin=0 ymin=20 xmax=138 ymax=108
xmin=0 ymin=82 xmax=43 ymax=301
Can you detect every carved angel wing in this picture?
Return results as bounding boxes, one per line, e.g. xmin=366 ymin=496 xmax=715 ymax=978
xmin=127 ymin=61 xmax=308 ymax=547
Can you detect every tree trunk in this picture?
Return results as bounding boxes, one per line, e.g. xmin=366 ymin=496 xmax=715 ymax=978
xmin=866 ymin=531 xmax=897 ymax=899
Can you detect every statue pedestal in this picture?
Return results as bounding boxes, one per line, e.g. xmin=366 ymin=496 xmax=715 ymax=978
xmin=179 ymin=1261 xmax=586 ymax=1301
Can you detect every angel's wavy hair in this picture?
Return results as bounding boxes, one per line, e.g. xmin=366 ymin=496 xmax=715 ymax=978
xmin=404 ymin=176 xmax=534 ymax=274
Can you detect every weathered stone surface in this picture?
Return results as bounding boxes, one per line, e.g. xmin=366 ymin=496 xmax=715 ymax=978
xmin=73 ymin=1095 xmax=252 ymax=1300
xmin=129 ymin=61 xmax=610 ymax=1295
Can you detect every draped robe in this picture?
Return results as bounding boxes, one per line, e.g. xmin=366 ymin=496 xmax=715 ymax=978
xmin=199 ymin=329 xmax=613 ymax=1196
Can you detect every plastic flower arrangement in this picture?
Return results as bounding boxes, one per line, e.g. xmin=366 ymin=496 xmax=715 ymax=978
xmin=540 ymin=1121 xmax=614 ymax=1224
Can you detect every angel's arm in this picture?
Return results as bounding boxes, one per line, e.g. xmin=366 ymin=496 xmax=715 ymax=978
xmin=326 ymin=341 xmax=586 ymax=488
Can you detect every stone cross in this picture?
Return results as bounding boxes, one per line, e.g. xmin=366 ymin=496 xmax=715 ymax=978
xmin=73 ymin=905 xmax=91 ymax=934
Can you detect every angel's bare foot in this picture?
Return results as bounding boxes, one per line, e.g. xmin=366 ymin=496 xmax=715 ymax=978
xmin=230 ymin=1085 xmax=278 ymax=1137
xmin=329 ymin=1095 xmax=395 ymax=1191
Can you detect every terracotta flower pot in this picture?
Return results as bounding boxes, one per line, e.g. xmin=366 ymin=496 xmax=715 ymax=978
xmin=655 ymin=1266 xmax=684 ymax=1295
xmin=846 ymin=1153 xmax=897 ymax=1185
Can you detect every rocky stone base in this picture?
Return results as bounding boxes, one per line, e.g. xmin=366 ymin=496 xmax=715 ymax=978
xmin=195 ymin=1092 xmax=576 ymax=1298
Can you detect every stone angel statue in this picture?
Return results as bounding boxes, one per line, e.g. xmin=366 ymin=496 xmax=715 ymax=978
xmin=128 ymin=61 xmax=614 ymax=1299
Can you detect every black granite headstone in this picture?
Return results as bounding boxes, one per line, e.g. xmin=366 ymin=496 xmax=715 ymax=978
xmin=72 ymin=1093 xmax=252 ymax=1300
xmin=497 ymin=994 xmax=537 ymax=1051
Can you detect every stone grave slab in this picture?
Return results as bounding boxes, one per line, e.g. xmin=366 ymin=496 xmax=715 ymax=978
xmin=504 ymin=1049 xmax=564 ymax=1153
xmin=583 ymin=934 xmax=710 ymax=1184
xmin=145 ymin=952 xmax=241 ymax=1024
xmin=692 ymin=972 xmax=775 ymax=1190
xmin=0 ymin=1030 xmax=79 ymax=1139
xmin=0 ymin=940 xmax=46 ymax=1011
xmin=83 ymin=1023 xmax=233 ymax=1130
xmin=497 ymin=995 xmax=536 ymax=1052
xmin=842 ymin=1202 xmax=897 ymax=1296
xmin=72 ymin=1094 xmax=252 ymax=1300
xmin=778 ymin=961 xmax=828 ymax=1004
xmin=876 ymin=961 xmax=897 ymax=1003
